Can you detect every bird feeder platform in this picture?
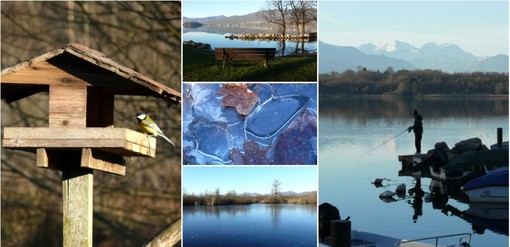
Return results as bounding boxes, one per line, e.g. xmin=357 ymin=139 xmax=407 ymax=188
xmin=3 ymin=127 xmax=156 ymax=176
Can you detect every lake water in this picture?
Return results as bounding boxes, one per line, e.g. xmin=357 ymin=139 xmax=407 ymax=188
xmin=183 ymin=204 xmax=317 ymax=246
xmin=319 ymin=96 xmax=509 ymax=246
xmin=183 ymin=29 xmax=317 ymax=56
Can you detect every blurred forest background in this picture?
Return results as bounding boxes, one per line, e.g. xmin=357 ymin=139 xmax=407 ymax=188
xmin=1 ymin=2 xmax=181 ymax=246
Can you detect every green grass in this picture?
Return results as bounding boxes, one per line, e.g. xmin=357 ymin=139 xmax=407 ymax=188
xmin=183 ymin=45 xmax=317 ymax=82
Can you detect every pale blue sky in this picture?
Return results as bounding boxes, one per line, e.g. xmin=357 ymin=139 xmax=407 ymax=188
xmin=183 ymin=166 xmax=317 ymax=195
xmin=183 ymin=0 xmax=267 ymax=18
xmin=320 ymin=1 xmax=509 ymax=57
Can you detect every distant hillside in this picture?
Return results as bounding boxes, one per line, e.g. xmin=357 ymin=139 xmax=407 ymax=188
xmin=183 ymin=10 xmax=317 ymax=34
xmin=319 ymin=41 xmax=415 ymax=73
xmin=201 ymin=11 xmax=278 ymax=31
xmin=280 ymin=191 xmax=317 ymax=197
xmin=467 ymin=55 xmax=510 ymax=73
xmin=183 ymin=15 xmax=227 ymax=23
xmin=322 ymin=40 xmax=508 ymax=73
xmin=183 ymin=22 xmax=203 ymax=28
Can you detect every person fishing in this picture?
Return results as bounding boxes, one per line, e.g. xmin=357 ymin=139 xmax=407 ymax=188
xmin=407 ymin=110 xmax=423 ymax=155
xmin=360 ymin=110 xmax=423 ymax=158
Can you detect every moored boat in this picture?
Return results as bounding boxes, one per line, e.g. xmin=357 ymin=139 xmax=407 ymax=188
xmin=461 ymin=167 xmax=508 ymax=203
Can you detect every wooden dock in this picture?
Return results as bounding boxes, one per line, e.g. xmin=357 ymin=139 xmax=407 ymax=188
xmin=397 ymin=153 xmax=432 ymax=177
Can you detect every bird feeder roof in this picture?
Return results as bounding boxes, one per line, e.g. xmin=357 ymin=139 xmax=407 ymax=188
xmin=1 ymin=43 xmax=180 ymax=104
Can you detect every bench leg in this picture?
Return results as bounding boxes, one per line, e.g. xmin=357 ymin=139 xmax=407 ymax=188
xmin=222 ymin=50 xmax=227 ymax=69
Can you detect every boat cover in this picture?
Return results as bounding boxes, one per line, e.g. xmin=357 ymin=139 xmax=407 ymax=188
xmin=463 ymin=167 xmax=509 ymax=190
xmin=445 ymin=149 xmax=509 ymax=174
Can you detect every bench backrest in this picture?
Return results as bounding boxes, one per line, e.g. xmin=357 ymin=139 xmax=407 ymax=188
xmin=215 ymin=48 xmax=276 ymax=60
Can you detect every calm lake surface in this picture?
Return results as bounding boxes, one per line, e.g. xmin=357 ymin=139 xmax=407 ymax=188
xmin=183 ymin=204 xmax=317 ymax=246
xmin=183 ymin=29 xmax=317 ymax=56
xmin=319 ymin=96 xmax=509 ymax=247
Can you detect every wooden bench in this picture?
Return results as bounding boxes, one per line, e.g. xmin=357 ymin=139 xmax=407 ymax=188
xmin=215 ymin=48 xmax=276 ymax=68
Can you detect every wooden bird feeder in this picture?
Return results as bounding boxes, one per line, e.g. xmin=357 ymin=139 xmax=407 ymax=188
xmin=1 ymin=43 xmax=181 ymax=246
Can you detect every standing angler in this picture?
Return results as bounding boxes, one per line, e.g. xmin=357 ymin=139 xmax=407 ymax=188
xmin=407 ymin=109 xmax=423 ymax=155
xmin=135 ymin=112 xmax=176 ymax=147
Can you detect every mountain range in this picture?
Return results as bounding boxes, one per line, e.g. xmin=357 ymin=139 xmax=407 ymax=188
xmin=320 ymin=40 xmax=509 ymax=73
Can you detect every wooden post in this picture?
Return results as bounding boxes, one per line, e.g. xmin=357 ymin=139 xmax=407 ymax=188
xmin=49 ymin=84 xmax=93 ymax=247
xmin=222 ymin=49 xmax=227 ymax=69
xmin=331 ymin=219 xmax=351 ymax=247
xmin=264 ymin=50 xmax=269 ymax=68
xmin=497 ymin=128 xmax=503 ymax=148
xmin=63 ymin=168 xmax=93 ymax=247
xmin=143 ymin=218 xmax=182 ymax=247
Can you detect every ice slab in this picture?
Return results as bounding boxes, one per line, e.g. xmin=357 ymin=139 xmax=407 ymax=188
xmin=245 ymin=95 xmax=309 ymax=141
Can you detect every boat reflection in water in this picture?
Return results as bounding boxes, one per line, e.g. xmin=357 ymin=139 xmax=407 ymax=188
xmin=376 ymin=176 xmax=509 ymax=237
xmin=443 ymin=203 xmax=508 ymax=236
xmin=431 ymin=179 xmax=509 ymax=237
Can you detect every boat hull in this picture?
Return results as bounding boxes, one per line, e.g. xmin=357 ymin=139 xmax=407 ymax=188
xmin=463 ymin=186 xmax=508 ymax=203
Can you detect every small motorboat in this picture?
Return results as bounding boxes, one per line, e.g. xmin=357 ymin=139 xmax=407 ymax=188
xmin=461 ymin=167 xmax=508 ymax=203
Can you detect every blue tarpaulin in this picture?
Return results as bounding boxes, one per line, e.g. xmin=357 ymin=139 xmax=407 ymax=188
xmin=463 ymin=167 xmax=509 ymax=190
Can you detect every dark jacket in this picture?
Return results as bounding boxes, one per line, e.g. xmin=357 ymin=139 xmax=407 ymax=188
xmin=410 ymin=114 xmax=423 ymax=134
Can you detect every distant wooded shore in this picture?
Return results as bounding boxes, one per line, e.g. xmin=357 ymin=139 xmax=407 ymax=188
xmin=320 ymin=69 xmax=508 ymax=96
xmin=183 ymin=191 xmax=317 ymax=206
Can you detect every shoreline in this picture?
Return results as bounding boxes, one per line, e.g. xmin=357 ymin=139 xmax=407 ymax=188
xmin=319 ymin=94 xmax=509 ymax=99
xmin=183 ymin=202 xmax=317 ymax=207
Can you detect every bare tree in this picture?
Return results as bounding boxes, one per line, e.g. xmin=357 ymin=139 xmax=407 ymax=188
xmin=298 ymin=0 xmax=317 ymax=35
xmin=288 ymin=0 xmax=301 ymax=34
xmin=288 ymin=0 xmax=316 ymax=35
xmin=214 ymin=188 xmax=221 ymax=205
xmin=271 ymin=179 xmax=282 ymax=202
xmin=263 ymin=0 xmax=288 ymax=36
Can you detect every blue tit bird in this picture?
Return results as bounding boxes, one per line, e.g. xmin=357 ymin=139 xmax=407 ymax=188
xmin=135 ymin=112 xmax=176 ymax=147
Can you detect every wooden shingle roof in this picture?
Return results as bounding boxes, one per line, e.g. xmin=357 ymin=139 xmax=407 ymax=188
xmin=1 ymin=43 xmax=180 ymax=104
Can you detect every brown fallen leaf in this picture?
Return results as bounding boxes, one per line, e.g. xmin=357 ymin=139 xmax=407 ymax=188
xmin=219 ymin=83 xmax=259 ymax=116
xmin=229 ymin=140 xmax=272 ymax=165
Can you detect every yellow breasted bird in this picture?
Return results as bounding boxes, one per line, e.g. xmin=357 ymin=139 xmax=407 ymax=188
xmin=135 ymin=112 xmax=176 ymax=147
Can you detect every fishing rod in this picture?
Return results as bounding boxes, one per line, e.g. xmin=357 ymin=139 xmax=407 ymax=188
xmin=359 ymin=129 xmax=408 ymax=158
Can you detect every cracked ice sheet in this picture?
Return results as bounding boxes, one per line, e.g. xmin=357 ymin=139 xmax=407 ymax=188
xmin=183 ymin=83 xmax=317 ymax=165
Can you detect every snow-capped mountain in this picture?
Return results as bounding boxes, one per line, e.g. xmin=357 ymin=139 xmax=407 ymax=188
xmin=360 ymin=40 xmax=419 ymax=55
xmin=321 ymin=40 xmax=508 ymax=73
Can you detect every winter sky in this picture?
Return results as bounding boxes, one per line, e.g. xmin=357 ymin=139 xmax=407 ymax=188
xmin=320 ymin=1 xmax=509 ymax=57
xmin=183 ymin=166 xmax=317 ymax=195
xmin=183 ymin=0 xmax=266 ymax=18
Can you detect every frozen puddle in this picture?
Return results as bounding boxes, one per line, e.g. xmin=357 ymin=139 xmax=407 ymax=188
xmin=188 ymin=117 xmax=233 ymax=163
